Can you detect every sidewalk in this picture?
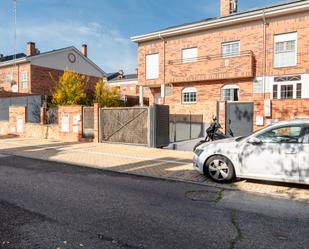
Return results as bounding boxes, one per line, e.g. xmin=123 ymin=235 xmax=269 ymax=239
xmin=0 ymin=137 xmax=308 ymax=202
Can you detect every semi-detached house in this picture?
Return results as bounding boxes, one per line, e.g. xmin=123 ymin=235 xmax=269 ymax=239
xmin=0 ymin=42 xmax=106 ymax=97
xmin=131 ymin=0 xmax=309 ymax=137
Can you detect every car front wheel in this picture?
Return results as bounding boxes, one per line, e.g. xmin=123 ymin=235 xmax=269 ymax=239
xmin=204 ymin=155 xmax=235 ymax=183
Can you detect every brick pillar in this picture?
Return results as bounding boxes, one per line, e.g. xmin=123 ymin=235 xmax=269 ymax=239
xmin=40 ymin=107 xmax=46 ymax=126
xmin=93 ymin=103 xmax=100 ymax=143
xmin=58 ymin=105 xmax=83 ymax=142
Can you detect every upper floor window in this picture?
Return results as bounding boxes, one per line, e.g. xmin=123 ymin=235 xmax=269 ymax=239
xmin=222 ymin=41 xmax=240 ymax=57
xmin=21 ymin=71 xmax=28 ymax=89
xmin=146 ymin=53 xmax=159 ymax=80
xmin=182 ymin=87 xmax=197 ymax=103
xmin=182 ymin=47 xmax=198 ymax=63
xmin=274 ymin=32 xmax=297 ymax=67
xmin=221 ymin=84 xmax=239 ymax=101
xmin=6 ymin=73 xmax=13 ymax=82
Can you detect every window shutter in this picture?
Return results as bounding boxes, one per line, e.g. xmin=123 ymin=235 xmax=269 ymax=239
xmin=146 ymin=54 xmax=159 ymax=80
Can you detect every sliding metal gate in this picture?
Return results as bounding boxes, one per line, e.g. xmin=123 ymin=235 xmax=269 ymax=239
xmin=100 ymin=107 xmax=149 ymax=145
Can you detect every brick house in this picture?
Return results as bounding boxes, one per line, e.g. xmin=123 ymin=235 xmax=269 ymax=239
xmin=131 ymin=0 xmax=309 ymax=136
xmin=0 ymin=42 xmax=106 ymax=98
xmin=107 ymin=70 xmax=139 ymax=97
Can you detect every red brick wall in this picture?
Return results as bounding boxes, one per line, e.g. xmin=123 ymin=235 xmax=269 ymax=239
xmin=58 ymin=105 xmax=83 ymax=142
xmin=9 ymin=106 xmax=27 ymax=135
xmin=0 ymin=63 xmax=31 ymax=93
xmin=30 ymin=65 xmax=102 ymax=97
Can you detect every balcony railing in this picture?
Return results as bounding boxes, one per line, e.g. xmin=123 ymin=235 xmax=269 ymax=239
xmin=166 ymin=50 xmax=255 ymax=83
xmin=168 ymin=50 xmax=254 ymax=65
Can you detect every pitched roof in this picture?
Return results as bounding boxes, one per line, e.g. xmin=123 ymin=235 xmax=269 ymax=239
xmin=0 ymin=53 xmax=26 ymax=63
xmin=131 ymin=0 xmax=308 ymax=42
xmin=0 ymin=46 xmax=106 ymax=76
xmin=107 ymin=72 xmax=137 ymax=82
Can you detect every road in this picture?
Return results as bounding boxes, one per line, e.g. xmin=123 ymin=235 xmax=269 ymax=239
xmin=0 ymin=154 xmax=308 ymax=249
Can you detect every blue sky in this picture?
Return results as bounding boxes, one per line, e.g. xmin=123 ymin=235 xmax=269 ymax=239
xmin=0 ymin=0 xmax=285 ymax=73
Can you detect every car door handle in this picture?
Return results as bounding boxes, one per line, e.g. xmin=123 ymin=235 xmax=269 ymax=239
xmin=285 ymin=150 xmax=298 ymax=154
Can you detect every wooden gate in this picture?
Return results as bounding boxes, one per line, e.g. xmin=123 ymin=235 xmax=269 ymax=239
xmin=100 ymin=107 xmax=148 ymax=145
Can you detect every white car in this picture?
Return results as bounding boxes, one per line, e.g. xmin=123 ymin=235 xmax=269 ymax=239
xmin=193 ymin=120 xmax=309 ymax=185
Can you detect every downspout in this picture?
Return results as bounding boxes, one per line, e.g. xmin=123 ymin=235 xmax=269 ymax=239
xmin=159 ymin=33 xmax=166 ymax=104
xmin=262 ymin=10 xmax=267 ymax=101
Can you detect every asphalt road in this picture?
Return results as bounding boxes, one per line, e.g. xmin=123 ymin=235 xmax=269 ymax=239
xmin=0 ymin=154 xmax=308 ymax=249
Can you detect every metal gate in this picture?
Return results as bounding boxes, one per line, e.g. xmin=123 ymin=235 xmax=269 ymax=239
xmin=226 ymin=102 xmax=254 ymax=137
xmin=83 ymin=107 xmax=94 ymax=139
xmin=169 ymin=114 xmax=203 ymax=142
xmin=100 ymin=107 xmax=148 ymax=145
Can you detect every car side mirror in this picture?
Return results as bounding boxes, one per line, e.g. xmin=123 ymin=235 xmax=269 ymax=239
xmin=247 ymin=137 xmax=262 ymax=145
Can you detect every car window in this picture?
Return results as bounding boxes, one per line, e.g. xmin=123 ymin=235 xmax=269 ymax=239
xmin=257 ymin=125 xmax=302 ymax=144
xmin=301 ymin=127 xmax=309 ymax=144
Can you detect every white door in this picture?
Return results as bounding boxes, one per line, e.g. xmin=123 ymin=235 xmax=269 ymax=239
xmin=16 ymin=117 xmax=23 ymax=133
xmin=299 ymin=126 xmax=309 ymax=184
xmin=240 ymin=125 xmax=302 ymax=182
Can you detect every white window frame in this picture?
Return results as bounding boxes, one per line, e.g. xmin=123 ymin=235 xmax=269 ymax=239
xmin=182 ymin=47 xmax=198 ymax=63
xmin=21 ymin=71 xmax=28 ymax=89
xmin=222 ymin=41 xmax=240 ymax=58
xmin=221 ymin=84 xmax=239 ymax=101
xmin=146 ymin=53 xmax=159 ymax=80
xmin=182 ymin=87 xmax=197 ymax=104
xmin=274 ymin=32 xmax=297 ymax=68
xmin=271 ymin=81 xmax=302 ymax=100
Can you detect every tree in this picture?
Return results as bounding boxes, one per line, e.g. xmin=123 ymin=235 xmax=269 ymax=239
xmin=94 ymin=80 xmax=123 ymax=107
xmin=51 ymin=70 xmax=88 ymax=106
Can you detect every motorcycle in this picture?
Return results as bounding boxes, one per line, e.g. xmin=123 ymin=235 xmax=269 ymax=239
xmin=193 ymin=120 xmax=233 ymax=151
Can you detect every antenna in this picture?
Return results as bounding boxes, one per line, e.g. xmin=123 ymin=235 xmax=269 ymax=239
xmin=13 ymin=0 xmax=17 ymax=67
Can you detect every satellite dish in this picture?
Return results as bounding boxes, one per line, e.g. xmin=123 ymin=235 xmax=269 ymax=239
xmin=11 ymin=82 xmax=18 ymax=93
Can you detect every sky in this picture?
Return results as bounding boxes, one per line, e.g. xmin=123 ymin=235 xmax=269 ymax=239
xmin=0 ymin=0 xmax=286 ymax=73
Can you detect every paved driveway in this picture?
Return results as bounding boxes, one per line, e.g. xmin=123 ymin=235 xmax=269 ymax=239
xmin=0 ymin=137 xmax=308 ymax=201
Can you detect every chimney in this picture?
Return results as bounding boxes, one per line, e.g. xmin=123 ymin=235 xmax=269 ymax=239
xmin=82 ymin=44 xmax=88 ymax=57
xmin=221 ymin=0 xmax=238 ymax=17
xmin=26 ymin=42 xmax=36 ymax=56
xmin=135 ymin=68 xmax=138 ymax=75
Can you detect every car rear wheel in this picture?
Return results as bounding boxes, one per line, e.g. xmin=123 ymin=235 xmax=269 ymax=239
xmin=204 ymin=155 xmax=235 ymax=183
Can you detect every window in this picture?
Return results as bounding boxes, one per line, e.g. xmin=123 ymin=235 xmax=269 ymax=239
xmin=221 ymin=84 xmax=239 ymax=101
xmin=280 ymin=85 xmax=293 ymax=99
xmin=21 ymin=71 xmax=28 ymax=89
xmin=296 ymin=83 xmax=302 ymax=99
xmin=146 ymin=53 xmax=159 ymax=80
xmin=257 ymin=125 xmax=302 ymax=144
xmin=182 ymin=47 xmax=198 ymax=63
xmin=222 ymin=41 xmax=240 ymax=57
xmin=182 ymin=87 xmax=197 ymax=103
xmin=272 ymin=75 xmax=302 ymax=100
xmin=6 ymin=73 xmax=13 ymax=82
xmin=274 ymin=32 xmax=297 ymax=67
xmin=273 ymin=85 xmax=278 ymax=99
